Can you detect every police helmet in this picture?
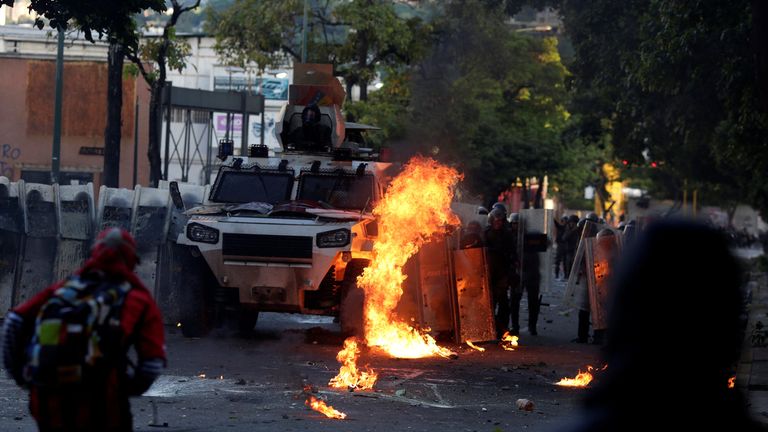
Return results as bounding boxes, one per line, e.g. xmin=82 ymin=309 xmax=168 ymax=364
xmin=596 ymin=228 xmax=616 ymax=239
xmin=491 ymin=202 xmax=507 ymax=215
xmin=586 ymin=212 xmax=599 ymax=223
xmin=568 ymin=214 xmax=580 ymax=224
xmin=508 ymin=213 xmax=520 ymax=223
xmin=487 ymin=208 xmax=506 ymax=225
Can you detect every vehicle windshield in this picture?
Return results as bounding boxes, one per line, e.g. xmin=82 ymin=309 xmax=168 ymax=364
xmin=211 ymin=170 xmax=294 ymax=204
xmin=297 ymin=172 xmax=374 ymax=211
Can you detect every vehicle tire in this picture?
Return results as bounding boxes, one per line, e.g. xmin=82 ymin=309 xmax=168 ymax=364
xmin=339 ymin=259 xmax=368 ymax=337
xmin=169 ymin=245 xmax=215 ymax=337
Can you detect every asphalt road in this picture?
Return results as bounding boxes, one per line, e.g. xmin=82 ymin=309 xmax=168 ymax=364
xmin=0 ymin=278 xmax=613 ymax=432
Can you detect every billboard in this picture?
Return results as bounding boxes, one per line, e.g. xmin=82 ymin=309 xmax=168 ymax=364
xmin=213 ymin=76 xmax=289 ymax=101
xmin=213 ymin=111 xmax=280 ymax=150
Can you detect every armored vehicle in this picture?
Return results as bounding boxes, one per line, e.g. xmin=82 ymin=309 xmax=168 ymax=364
xmin=170 ymin=64 xmax=391 ymax=336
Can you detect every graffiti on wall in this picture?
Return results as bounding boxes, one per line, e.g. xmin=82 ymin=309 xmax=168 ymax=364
xmin=0 ymin=144 xmax=21 ymax=178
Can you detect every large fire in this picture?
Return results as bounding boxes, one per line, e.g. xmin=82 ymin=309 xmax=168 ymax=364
xmin=360 ymin=157 xmax=461 ymax=358
xmin=556 ymin=365 xmax=607 ymax=387
xmin=305 ymin=395 xmax=347 ymax=419
xmin=328 ymin=338 xmax=377 ymax=390
xmin=330 ymin=157 xmax=462 ymax=389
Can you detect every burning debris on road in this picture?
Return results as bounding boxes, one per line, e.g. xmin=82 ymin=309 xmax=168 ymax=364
xmin=500 ymin=332 xmax=519 ymax=351
xmin=555 ymin=365 xmax=608 ymax=387
xmin=305 ymin=395 xmax=347 ymax=420
xmin=466 ymin=341 xmax=485 ymax=352
xmin=329 ymin=338 xmax=377 ymax=391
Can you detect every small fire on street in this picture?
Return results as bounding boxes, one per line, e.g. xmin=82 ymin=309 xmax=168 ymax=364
xmin=500 ymin=331 xmax=519 ymax=351
xmin=729 ymin=376 xmax=736 ymax=389
xmin=556 ymin=365 xmax=607 ymax=387
xmin=305 ymin=395 xmax=347 ymax=420
xmin=331 ymin=157 xmax=462 ymax=389
xmin=328 ymin=338 xmax=377 ymax=390
xmin=466 ymin=341 xmax=485 ymax=352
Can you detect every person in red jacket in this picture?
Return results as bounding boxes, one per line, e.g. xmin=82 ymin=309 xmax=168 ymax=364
xmin=3 ymin=227 xmax=166 ymax=432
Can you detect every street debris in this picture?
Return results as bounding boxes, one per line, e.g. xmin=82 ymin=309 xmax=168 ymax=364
xmin=516 ymin=399 xmax=534 ymax=411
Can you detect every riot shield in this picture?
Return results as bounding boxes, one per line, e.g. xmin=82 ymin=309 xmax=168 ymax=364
xmin=520 ymin=208 xmax=554 ymax=293
xmin=399 ymin=234 xmax=455 ymax=339
xmin=96 ymin=186 xmax=136 ymax=232
xmin=155 ymin=183 xmax=208 ymax=323
xmin=584 ymin=230 xmax=621 ymax=330
xmin=563 ymin=220 xmax=601 ymax=310
xmin=0 ymin=178 xmax=23 ymax=316
xmin=131 ymin=186 xmax=171 ymax=296
xmin=14 ymin=182 xmax=58 ymax=306
xmin=53 ymin=183 xmax=94 ymax=281
xmin=453 ymin=247 xmax=495 ymax=343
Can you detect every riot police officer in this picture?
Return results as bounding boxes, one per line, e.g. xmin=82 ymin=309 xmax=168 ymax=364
xmin=484 ymin=208 xmax=516 ymax=338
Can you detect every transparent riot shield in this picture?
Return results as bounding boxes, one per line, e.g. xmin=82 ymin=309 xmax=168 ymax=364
xmin=155 ymin=183 xmax=208 ymax=324
xmin=131 ymin=186 xmax=171 ymax=296
xmin=53 ymin=183 xmax=95 ymax=281
xmin=0 ymin=178 xmax=23 ymax=316
xmin=96 ymin=186 xmax=136 ymax=232
xmin=453 ymin=246 xmax=495 ymax=343
xmin=520 ymin=208 xmax=554 ymax=293
xmin=15 ymin=182 xmax=58 ymax=306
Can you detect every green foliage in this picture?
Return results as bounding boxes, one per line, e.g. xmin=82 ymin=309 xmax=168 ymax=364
xmin=558 ymin=0 xmax=768 ymax=215
xmin=407 ymin=1 xmax=571 ymax=200
xmin=205 ymin=0 xmax=301 ymax=71
xmin=138 ymin=27 xmax=194 ymax=84
xmin=1 ymin=0 xmax=166 ymax=48
xmin=206 ymin=0 xmax=430 ymax=98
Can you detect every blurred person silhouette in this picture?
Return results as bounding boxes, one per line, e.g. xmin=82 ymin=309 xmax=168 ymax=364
xmin=288 ymin=104 xmax=332 ymax=151
xmin=460 ymin=220 xmax=484 ymax=249
xmin=558 ymin=220 xmax=764 ymax=431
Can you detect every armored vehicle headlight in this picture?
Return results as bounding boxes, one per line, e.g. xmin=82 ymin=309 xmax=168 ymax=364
xmin=187 ymin=222 xmax=219 ymax=244
xmin=316 ymin=228 xmax=351 ymax=248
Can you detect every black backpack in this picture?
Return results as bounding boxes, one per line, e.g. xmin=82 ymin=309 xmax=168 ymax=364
xmin=23 ymin=275 xmax=130 ymax=387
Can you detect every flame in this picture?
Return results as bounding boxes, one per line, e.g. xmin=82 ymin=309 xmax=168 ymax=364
xmin=728 ymin=376 xmax=736 ymax=389
xmin=500 ymin=331 xmax=519 ymax=351
xmin=466 ymin=341 xmax=485 ymax=352
xmin=329 ymin=158 xmax=461 ymax=391
xmin=329 ymin=338 xmax=378 ymax=390
xmin=556 ymin=365 xmax=607 ymax=387
xmin=197 ymin=373 xmax=206 ymax=379
xmin=305 ymin=395 xmax=347 ymax=419
xmin=360 ymin=157 xmax=462 ymax=358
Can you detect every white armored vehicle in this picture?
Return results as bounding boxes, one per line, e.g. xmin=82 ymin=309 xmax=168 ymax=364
xmin=169 ymin=64 xmax=391 ymax=336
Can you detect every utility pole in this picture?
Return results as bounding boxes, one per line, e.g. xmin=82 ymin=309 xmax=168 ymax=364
xmin=301 ymin=0 xmax=308 ymax=63
xmin=51 ymin=26 xmax=65 ymax=185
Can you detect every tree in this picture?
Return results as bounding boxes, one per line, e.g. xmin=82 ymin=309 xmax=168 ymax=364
xmin=1 ymin=0 xmax=166 ymax=187
xmin=206 ymin=0 xmax=429 ymax=101
xmin=125 ymin=0 xmax=200 ymax=187
xmin=556 ymin=0 xmax=768 ymax=216
xmin=406 ymin=1 xmax=571 ymax=201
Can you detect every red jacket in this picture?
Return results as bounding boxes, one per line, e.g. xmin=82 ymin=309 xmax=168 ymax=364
xmin=8 ymin=275 xmax=166 ymax=431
